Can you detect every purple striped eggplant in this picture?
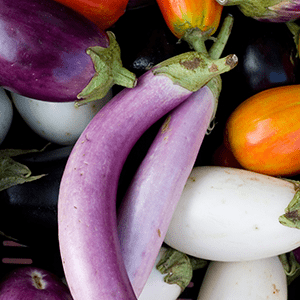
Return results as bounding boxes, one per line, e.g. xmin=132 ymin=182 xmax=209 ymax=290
xmin=0 ymin=0 xmax=136 ymax=104
xmin=216 ymin=0 xmax=300 ymax=22
xmin=117 ymin=81 xmax=219 ymax=296
xmin=117 ymin=15 xmax=234 ymax=296
xmin=58 ymin=51 xmax=237 ymax=300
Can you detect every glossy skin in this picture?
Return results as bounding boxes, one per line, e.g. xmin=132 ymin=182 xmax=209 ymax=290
xmin=254 ymin=0 xmax=300 ymax=22
xmin=0 ymin=0 xmax=109 ymax=102
xmin=225 ymin=85 xmax=300 ymax=176
xmin=57 ymin=52 xmax=235 ymax=299
xmin=118 ymin=86 xmax=215 ymax=296
xmin=0 ymin=267 xmax=73 ymax=300
xmin=217 ymin=0 xmax=300 ymax=22
xmin=156 ymin=0 xmax=223 ymax=38
xmin=58 ymin=71 xmax=193 ymax=300
xmin=52 ymin=0 xmax=128 ymax=30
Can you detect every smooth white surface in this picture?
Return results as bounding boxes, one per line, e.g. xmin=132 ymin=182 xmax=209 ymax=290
xmin=197 ymin=256 xmax=287 ymax=299
xmin=165 ymin=166 xmax=300 ymax=261
xmin=11 ymin=90 xmax=112 ymax=145
xmin=0 ymin=88 xmax=13 ymax=145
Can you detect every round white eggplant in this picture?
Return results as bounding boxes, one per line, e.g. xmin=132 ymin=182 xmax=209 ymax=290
xmin=11 ymin=90 xmax=112 ymax=145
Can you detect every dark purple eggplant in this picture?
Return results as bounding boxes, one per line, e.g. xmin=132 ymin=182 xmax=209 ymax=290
xmin=0 ymin=0 xmax=136 ymax=104
xmin=112 ymin=3 xmax=190 ymax=79
xmin=126 ymin=0 xmax=156 ymax=9
xmin=0 ymin=146 xmax=72 ymax=277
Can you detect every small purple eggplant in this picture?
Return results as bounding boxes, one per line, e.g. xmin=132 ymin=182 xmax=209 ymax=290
xmin=216 ymin=0 xmax=300 ymax=22
xmin=0 ymin=266 xmax=73 ymax=299
xmin=0 ymin=0 xmax=136 ymax=104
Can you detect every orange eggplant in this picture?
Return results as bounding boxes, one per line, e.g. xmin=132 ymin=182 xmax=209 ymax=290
xmin=53 ymin=0 xmax=128 ymax=30
xmin=156 ymin=0 xmax=223 ymax=39
xmin=224 ymin=85 xmax=300 ymax=176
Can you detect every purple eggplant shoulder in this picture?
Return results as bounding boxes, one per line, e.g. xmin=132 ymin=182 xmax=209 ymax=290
xmin=0 ymin=0 xmax=136 ymax=103
xmin=217 ymin=0 xmax=300 ymax=22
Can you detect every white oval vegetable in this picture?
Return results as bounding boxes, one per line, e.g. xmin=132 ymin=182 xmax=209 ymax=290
xmin=138 ymin=247 xmax=181 ymax=300
xmin=11 ymin=90 xmax=112 ymax=145
xmin=164 ymin=166 xmax=300 ymax=261
xmin=197 ymin=256 xmax=287 ymax=300
xmin=0 ymin=88 xmax=13 ymax=145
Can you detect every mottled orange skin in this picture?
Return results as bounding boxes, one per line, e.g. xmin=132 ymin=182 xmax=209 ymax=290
xmin=53 ymin=0 xmax=128 ymax=30
xmin=156 ymin=0 xmax=223 ymax=38
xmin=225 ymin=85 xmax=300 ymax=176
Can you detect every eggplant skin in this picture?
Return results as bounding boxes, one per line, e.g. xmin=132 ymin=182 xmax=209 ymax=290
xmin=0 ymin=0 xmax=109 ymax=102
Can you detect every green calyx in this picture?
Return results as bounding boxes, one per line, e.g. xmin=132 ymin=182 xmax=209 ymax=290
xmin=152 ymin=51 xmax=237 ymax=92
xmin=182 ymin=27 xmax=216 ymax=54
xmin=0 ymin=144 xmax=49 ymax=192
xmin=279 ymin=252 xmax=300 ymax=285
xmin=76 ymin=31 xmax=137 ymax=107
xmin=156 ymin=247 xmax=208 ymax=292
xmin=279 ymin=179 xmax=300 ymax=229
xmin=217 ymin=0 xmax=282 ymax=19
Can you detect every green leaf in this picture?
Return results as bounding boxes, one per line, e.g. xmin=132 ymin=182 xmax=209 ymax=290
xmin=0 ymin=144 xmax=49 ymax=192
xmin=279 ymin=252 xmax=300 ymax=285
xmin=279 ymin=180 xmax=300 ymax=229
xmin=156 ymin=247 xmax=193 ymax=292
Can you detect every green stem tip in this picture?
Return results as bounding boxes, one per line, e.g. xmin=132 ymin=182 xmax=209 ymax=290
xmin=153 ymin=51 xmax=238 ymax=92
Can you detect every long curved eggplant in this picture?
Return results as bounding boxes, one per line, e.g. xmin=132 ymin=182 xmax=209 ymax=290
xmin=58 ymin=51 xmax=237 ymax=299
xmin=0 ymin=0 xmax=136 ymax=104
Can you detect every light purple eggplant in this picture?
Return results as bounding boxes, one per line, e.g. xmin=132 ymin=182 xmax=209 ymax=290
xmin=116 ymin=15 xmax=234 ymax=296
xmin=216 ymin=0 xmax=300 ymax=22
xmin=117 ymin=80 xmax=219 ymax=296
xmin=0 ymin=0 xmax=136 ymax=104
xmin=0 ymin=267 xmax=73 ymax=299
xmin=58 ymin=51 xmax=237 ymax=300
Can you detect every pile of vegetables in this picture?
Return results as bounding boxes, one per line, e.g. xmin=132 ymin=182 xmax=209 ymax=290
xmin=1 ymin=0 xmax=300 ymax=299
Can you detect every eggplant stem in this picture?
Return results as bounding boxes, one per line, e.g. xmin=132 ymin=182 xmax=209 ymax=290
xmin=182 ymin=27 xmax=213 ymax=54
xmin=209 ymin=14 xmax=234 ymax=60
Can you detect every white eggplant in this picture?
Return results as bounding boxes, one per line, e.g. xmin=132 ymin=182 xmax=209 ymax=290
xmin=197 ymin=256 xmax=287 ymax=299
xmin=164 ymin=166 xmax=300 ymax=261
xmin=11 ymin=90 xmax=112 ymax=145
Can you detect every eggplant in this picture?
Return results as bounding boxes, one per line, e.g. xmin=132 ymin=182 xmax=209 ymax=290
xmin=0 ymin=146 xmax=72 ymax=277
xmin=216 ymin=0 xmax=300 ymax=22
xmin=194 ymin=7 xmax=300 ymax=166
xmin=126 ymin=0 xmax=156 ymax=9
xmin=0 ymin=266 xmax=73 ymax=299
xmin=112 ymin=3 xmax=191 ymax=79
xmin=0 ymin=0 xmax=136 ymax=104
